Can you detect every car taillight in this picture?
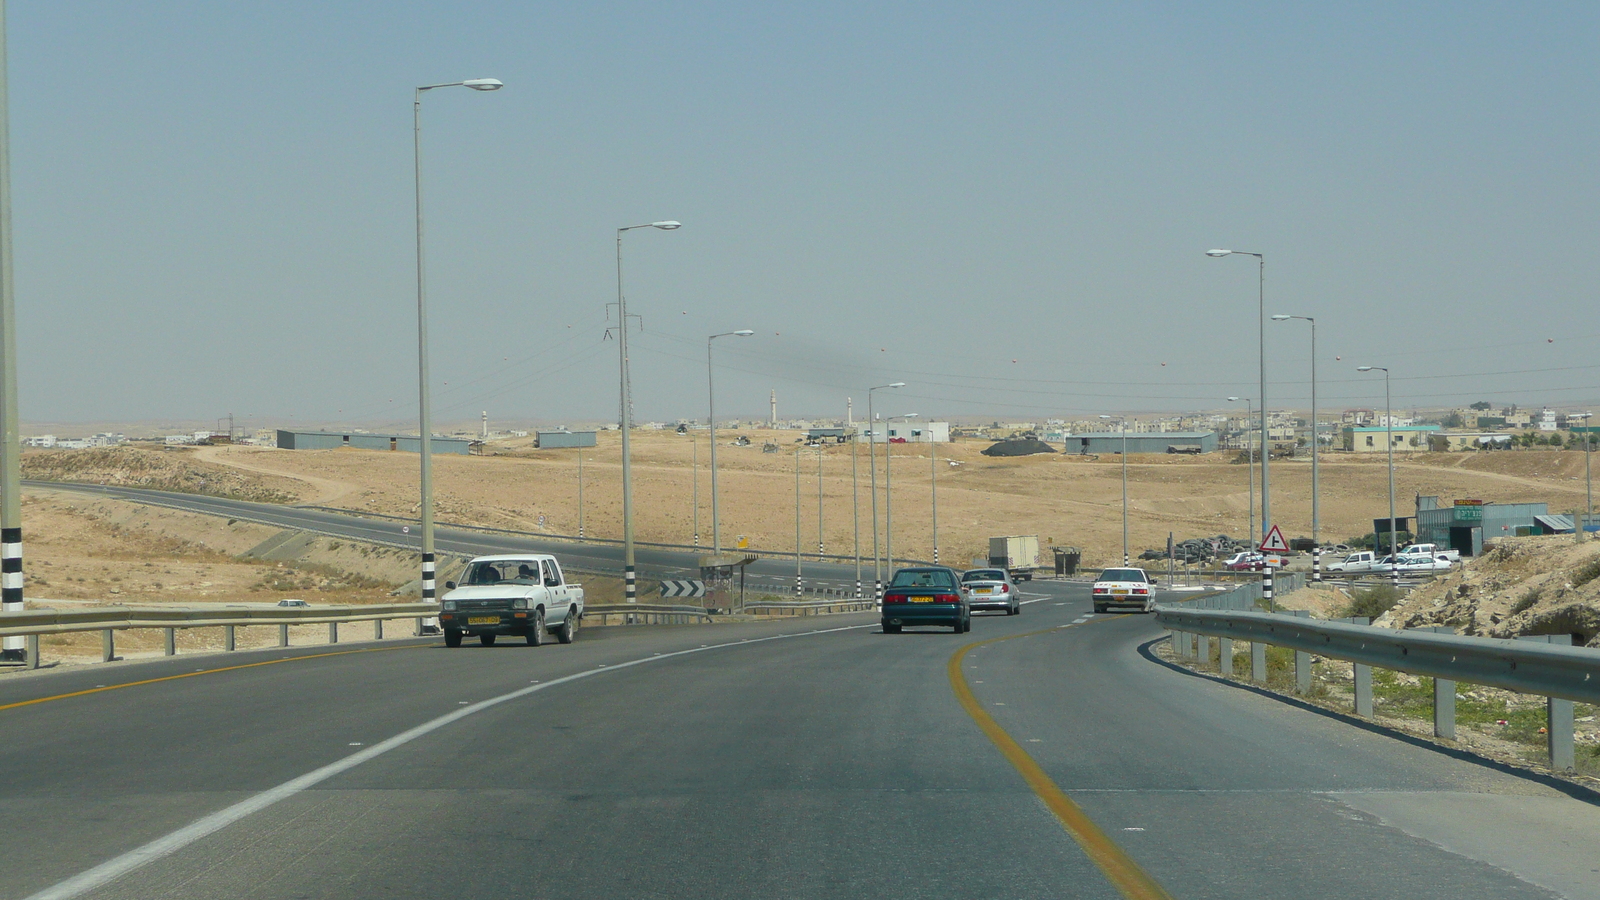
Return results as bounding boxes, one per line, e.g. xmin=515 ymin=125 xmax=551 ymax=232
xmin=1134 ymin=588 xmax=1148 ymax=595
xmin=997 ymin=584 xmax=1008 ymax=593
xmin=1093 ymin=587 xmax=1107 ymax=594
xmin=883 ymin=592 xmax=907 ymax=604
xmin=936 ymin=593 xmax=959 ymax=603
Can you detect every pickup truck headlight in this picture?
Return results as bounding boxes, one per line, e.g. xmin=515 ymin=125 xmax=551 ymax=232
xmin=512 ymin=598 xmax=528 ymax=610
xmin=442 ymin=600 xmax=456 ymax=611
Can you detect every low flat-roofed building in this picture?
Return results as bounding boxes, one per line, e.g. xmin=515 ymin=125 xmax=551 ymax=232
xmin=275 ymin=429 xmax=473 ymax=455
xmin=1063 ymin=431 xmax=1218 ymax=454
xmin=1429 ymin=431 xmax=1514 ymax=452
xmin=1340 ymin=424 xmax=1439 ymax=452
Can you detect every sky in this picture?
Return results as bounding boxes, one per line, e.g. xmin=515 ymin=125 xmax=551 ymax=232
xmin=8 ymin=2 xmax=1599 ymax=430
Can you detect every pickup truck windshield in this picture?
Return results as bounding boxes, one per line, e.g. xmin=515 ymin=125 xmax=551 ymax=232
xmin=464 ymin=560 xmax=542 ymax=586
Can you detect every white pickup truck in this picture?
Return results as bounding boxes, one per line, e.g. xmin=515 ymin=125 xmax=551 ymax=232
xmin=439 ymin=554 xmax=584 ymax=648
xmin=1401 ymin=543 xmax=1460 ymax=564
xmin=1325 ymin=551 xmax=1380 ymax=574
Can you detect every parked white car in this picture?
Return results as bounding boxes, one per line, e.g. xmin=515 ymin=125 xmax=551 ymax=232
xmin=1326 ymin=551 xmax=1379 ymax=574
xmin=439 ymin=554 xmax=584 ymax=648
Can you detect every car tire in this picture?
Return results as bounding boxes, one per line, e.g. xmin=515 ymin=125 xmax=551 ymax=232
xmin=882 ymin=622 xmax=901 ymax=634
xmin=479 ymin=633 xmax=496 ymax=647
xmin=556 ymin=609 xmax=577 ymax=644
xmin=1093 ymin=604 xmax=1106 ymax=614
xmin=444 ymin=629 xmax=462 ymax=648
xmin=526 ymin=609 xmax=545 ymax=646
xmin=1011 ymin=603 xmax=1020 ymax=616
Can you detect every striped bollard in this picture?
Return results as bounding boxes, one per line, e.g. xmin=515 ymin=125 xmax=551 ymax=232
xmin=856 ymin=578 xmax=862 ymax=600
xmin=625 ymin=565 xmax=636 ymax=602
xmin=1263 ymin=567 xmax=1274 ymax=612
xmin=794 ymin=575 xmax=802 ymax=597
xmin=0 ymin=527 xmax=22 ymax=662
xmin=1312 ymin=546 xmax=1322 ymax=583
xmin=421 ymin=552 xmax=436 ymax=601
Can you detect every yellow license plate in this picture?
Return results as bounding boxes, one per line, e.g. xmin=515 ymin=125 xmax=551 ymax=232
xmin=1112 ymin=589 xmax=1128 ymax=595
xmin=974 ymin=587 xmax=992 ymax=594
xmin=909 ymin=597 xmax=938 ymax=603
xmin=467 ymin=616 xmax=500 ymax=625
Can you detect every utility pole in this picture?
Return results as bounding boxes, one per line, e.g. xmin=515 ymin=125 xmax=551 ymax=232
xmin=0 ymin=0 xmax=22 ymax=662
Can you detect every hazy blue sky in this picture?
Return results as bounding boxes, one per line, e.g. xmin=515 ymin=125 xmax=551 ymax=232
xmin=9 ymin=2 xmax=1599 ymax=429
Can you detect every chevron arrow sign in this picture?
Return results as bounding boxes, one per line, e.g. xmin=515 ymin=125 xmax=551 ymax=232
xmin=659 ymin=579 xmax=707 ymax=598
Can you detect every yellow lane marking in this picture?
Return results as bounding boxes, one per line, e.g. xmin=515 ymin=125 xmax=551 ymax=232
xmin=948 ymin=616 xmax=1176 ymax=900
xmin=0 ymin=643 xmax=425 ymax=713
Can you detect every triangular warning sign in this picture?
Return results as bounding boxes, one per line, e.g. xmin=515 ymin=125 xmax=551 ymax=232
xmin=1260 ymin=524 xmax=1291 ymax=553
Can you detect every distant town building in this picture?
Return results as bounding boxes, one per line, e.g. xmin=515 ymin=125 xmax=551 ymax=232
xmin=1340 ymin=424 xmax=1439 ymax=452
xmin=536 ymin=430 xmax=597 ymax=449
xmin=1063 ymin=431 xmax=1218 ymax=454
xmin=863 ymin=422 xmax=951 ymax=443
xmin=275 ymin=430 xmax=473 ymax=455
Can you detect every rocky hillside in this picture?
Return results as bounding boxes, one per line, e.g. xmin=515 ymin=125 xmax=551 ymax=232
xmin=1378 ymin=535 xmax=1600 ymax=647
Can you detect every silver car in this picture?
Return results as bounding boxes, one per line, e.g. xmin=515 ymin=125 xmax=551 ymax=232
xmin=960 ymin=568 xmax=1021 ymax=615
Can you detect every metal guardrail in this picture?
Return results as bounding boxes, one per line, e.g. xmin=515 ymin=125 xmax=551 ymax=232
xmin=741 ymin=598 xmax=877 ymax=616
xmin=582 ymin=603 xmax=714 ymax=626
xmin=1 ymin=602 xmax=438 ymax=671
xmin=1156 ymin=585 xmax=1599 ymax=772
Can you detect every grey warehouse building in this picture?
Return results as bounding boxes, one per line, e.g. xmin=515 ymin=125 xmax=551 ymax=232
xmin=1064 ymin=431 xmax=1218 ymax=454
xmin=275 ymin=430 xmax=474 ymax=455
xmin=536 ymin=431 xmax=597 ymax=449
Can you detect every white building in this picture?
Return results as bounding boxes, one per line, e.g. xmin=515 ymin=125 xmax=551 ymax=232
xmin=865 ymin=421 xmax=951 ymax=443
xmin=23 ymin=435 xmax=55 ymax=448
xmin=1539 ymin=409 xmax=1558 ymax=432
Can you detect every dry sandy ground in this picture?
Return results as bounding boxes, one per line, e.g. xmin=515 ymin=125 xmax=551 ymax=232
xmin=102 ymin=435 xmax=1600 ymax=569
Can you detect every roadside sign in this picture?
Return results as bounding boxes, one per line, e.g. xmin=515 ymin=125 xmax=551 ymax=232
xmin=659 ymin=579 xmax=707 ymax=599
xmin=1260 ymin=524 xmax=1291 ymax=553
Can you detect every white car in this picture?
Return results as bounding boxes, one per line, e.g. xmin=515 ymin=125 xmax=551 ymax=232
xmin=1092 ymin=567 xmax=1156 ymax=613
xmin=1386 ymin=553 xmax=1453 ymax=574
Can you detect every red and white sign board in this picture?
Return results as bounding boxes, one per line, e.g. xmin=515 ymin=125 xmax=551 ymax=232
xmin=1260 ymin=524 xmax=1291 ymax=554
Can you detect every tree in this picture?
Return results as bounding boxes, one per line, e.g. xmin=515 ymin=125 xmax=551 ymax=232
xmin=1441 ymin=412 xmax=1465 ymax=428
xmin=1470 ymin=401 xmax=1492 ymax=411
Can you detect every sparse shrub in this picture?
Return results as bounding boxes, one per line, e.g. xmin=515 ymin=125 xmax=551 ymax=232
xmin=1338 ymin=583 xmax=1401 ymax=619
xmin=1511 ymin=589 xmax=1542 ymax=614
xmin=1571 ymin=556 xmax=1600 ymax=589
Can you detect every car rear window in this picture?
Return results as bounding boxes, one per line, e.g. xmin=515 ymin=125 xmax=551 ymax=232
xmin=1098 ymin=569 xmax=1146 ymax=582
xmin=890 ymin=570 xmax=956 ymax=589
xmin=962 ymin=570 xmax=1006 ymax=582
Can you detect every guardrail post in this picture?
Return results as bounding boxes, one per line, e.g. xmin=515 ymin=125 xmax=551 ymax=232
xmin=101 ymin=629 xmax=115 ymax=663
xmin=1295 ymin=648 xmax=1312 ymax=694
xmin=1197 ymin=633 xmax=1210 ymax=667
xmin=1251 ymin=641 xmax=1266 ymax=683
xmin=374 ymin=618 xmax=384 ymax=640
xmin=279 ymin=624 xmax=289 ymax=647
xmin=164 ymin=627 xmax=176 ymax=656
xmin=224 ymin=624 xmax=236 ymax=652
xmin=1218 ymin=636 xmax=1233 ymax=676
xmin=1434 ymin=677 xmax=1456 ymax=740
xmin=1353 ymin=664 xmax=1372 ymax=717
xmin=1171 ymin=629 xmax=1187 ymax=659
xmin=25 ymin=633 xmax=38 ymax=669
xmin=1517 ymin=635 xmax=1577 ymax=771
xmin=328 ymin=622 xmax=338 ymax=644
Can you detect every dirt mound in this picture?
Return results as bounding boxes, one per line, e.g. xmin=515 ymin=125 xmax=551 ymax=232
xmin=23 ymin=446 xmax=302 ymax=504
xmin=1379 ymin=534 xmax=1600 ymax=646
xmin=981 ymin=439 xmax=1055 ymax=457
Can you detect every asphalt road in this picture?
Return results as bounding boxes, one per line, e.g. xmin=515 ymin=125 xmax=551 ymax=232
xmin=4 ymin=579 xmax=1597 ymax=899
xmin=24 ymin=481 xmax=927 ymax=593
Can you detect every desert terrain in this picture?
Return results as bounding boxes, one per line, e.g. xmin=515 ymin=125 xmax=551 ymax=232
xmin=22 ymin=435 xmax=1600 ymax=571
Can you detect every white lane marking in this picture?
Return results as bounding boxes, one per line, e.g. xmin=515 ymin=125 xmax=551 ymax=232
xmin=25 ymin=621 xmax=875 ymax=900
xmin=1019 ymin=597 xmax=1048 ymax=605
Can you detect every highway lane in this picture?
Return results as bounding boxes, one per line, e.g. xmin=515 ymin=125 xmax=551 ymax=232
xmin=25 ymin=481 xmax=915 ymax=591
xmin=3 ymin=579 xmax=1597 ymax=899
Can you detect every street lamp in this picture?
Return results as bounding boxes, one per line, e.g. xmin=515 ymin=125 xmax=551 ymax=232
xmin=413 ymin=77 xmax=502 ymax=610
xmin=1575 ymin=412 xmax=1593 ymax=536
xmin=1358 ymin=366 xmax=1399 ymax=586
xmin=930 ymin=422 xmax=940 ymax=566
xmin=577 ymin=450 xmax=584 ymax=539
xmin=1227 ymin=398 xmax=1255 ymax=545
xmin=885 ymin=412 xmax=919 ymax=575
xmin=0 ymin=12 xmax=20 ymax=662
xmin=866 ymin=382 xmax=904 ymax=600
xmin=616 ymin=220 xmax=681 ymax=603
xmin=708 ymin=329 xmax=754 ymax=556
xmin=1273 ymin=314 xmax=1321 ymax=580
xmin=851 ymin=424 xmax=862 ymax=598
xmin=1208 ymin=249 xmax=1270 ymax=547
xmin=1099 ymin=415 xmax=1129 ymax=565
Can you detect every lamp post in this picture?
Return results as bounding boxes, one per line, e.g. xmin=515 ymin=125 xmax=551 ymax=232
xmin=708 ymin=329 xmax=753 ymax=556
xmin=795 ymin=445 xmax=803 ymax=596
xmin=1273 ymin=314 xmax=1320 ymax=580
xmin=1208 ymin=250 xmax=1270 ymax=546
xmin=1099 ymin=415 xmax=1129 ymax=565
xmin=414 ymin=76 xmax=502 ymax=611
xmin=616 ymin=220 xmax=681 ymax=603
xmin=1227 ymin=398 xmax=1255 ymax=545
xmin=576 ymin=450 xmax=584 ymax=539
xmin=691 ymin=435 xmax=698 ymax=549
xmin=817 ymin=444 xmax=825 ymax=560
xmin=0 ymin=4 xmax=21 ymax=662
xmin=1358 ymin=366 xmax=1399 ymax=586
xmin=851 ymin=426 xmax=862 ymax=598
xmin=1575 ymin=412 xmax=1593 ymax=538
xmin=930 ymin=423 xmax=940 ymax=566
xmin=866 ymin=382 xmax=904 ymax=600
xmin=885 ymin=412 xmax=919 ymax=574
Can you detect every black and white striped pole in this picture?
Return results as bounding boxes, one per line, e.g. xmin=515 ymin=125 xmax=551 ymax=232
xmin=795 ymin=446 xmax=803 ymax=596
xmin=0 ymin=3 xmax=23 ymax=664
